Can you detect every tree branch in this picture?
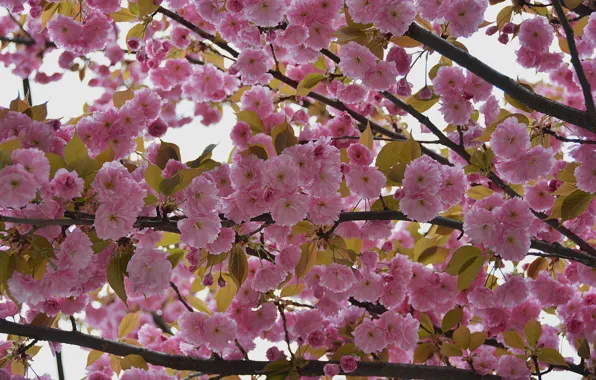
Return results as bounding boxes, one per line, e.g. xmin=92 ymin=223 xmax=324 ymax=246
xmin=2 ymin=211 xmax=595 ymax=266
xmin=0 ymin=319 xmax=500 ymax=379
xmin=406 ymin=23 xmax=596 ymax=134
xmin=552 ymin=0 xmax=596 ymax=115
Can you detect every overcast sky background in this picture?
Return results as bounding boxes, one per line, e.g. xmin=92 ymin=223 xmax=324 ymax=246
xmin=0 ymin=3 xmax=581 ymax=379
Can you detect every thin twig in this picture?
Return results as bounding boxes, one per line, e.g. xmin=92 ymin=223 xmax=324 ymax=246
xmin=276 ymin=302 xmax=295 ymax=360
xmin=552 ymin=0 xmax=596 ymax=115
xmin=169 ymin=281 xmax=194 ymax=313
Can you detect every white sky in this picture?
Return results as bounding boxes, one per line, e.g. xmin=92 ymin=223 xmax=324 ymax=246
xmin=0 ymin=3 xmax=581 ymax=380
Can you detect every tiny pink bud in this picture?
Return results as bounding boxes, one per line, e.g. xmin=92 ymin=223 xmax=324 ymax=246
xmin=149 ymin=118 xmax=168 ymax=138
xmin=485 ymin=25 xmax=498 ymax=36
xmin=202 ymin=273 xmax=214 ymax=286
xmin=218 ymin=276 xmax=226 ymax=287
xmin=498 ymin=33 xmax=509 ymax=44
xmin=502 ymin=22 xmax=516 ymax=34
xmin=419 ymin=86 xmax=433 ymax=100
xmin=324 ymin=364 xmax=340 ymax=377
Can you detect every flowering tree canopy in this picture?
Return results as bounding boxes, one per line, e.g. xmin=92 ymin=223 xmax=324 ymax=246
xmin=2 ymin=0 xmax=596 ymax=379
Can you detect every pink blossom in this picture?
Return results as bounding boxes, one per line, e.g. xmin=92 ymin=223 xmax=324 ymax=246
xmin=0 ymin=300 xmax=18 ymax=318
xmin=12 ymin=148 xmax=49 ymax=185
xmin=308 ymin=195 xmax=343 ymax=225
xmin=493 ymin=226 xmax=530 ymax=262
xmin=387 ymin=46 xmax=411 ymax=76
xmin=243 ymin=0 xmax=286 ymax=27
xmin=51 ymin=168 xmax=84 ymax=200
xmin=347 ymin=143 xmax=373 ymax=167
xmin=241 ymin=86 xmax=275 ymax=118
xmin=463 ymin=206 xmax=500 ymax=246
xmin=376 ymin=0 xmax=416 ymax=37
xmin=270 ymin=192 xmax=309 ymax=226
xmin=496 ymin=146 xmax=554 ymax=183
xmin=400 ymin=193 xmax=443 ymax=223
xmin=179 ymin=311 xmax=208 ymax=346
xmin=363 ymin=61 xmax=398 ymax=91
xmin=496 ymin=355 xmax=530 ymax=380
xmin=234 ymin=49 xmax=274 ymax=85
xmin=178 ymin=213 xmax=222 ymax=248
xmin=353 ymin=320 xmax=387 ymax=353
xmin=252 ymin=263 xmax=287 ymax=292
xmin=340 ymin=355 xmax=358 ymax=373
xmin=0 ymin=164 xmax=37 ymax=208
xmin=203 ymin=313 xmax=237 ymax=352
xmin=346 ymin=0 xmax=379 ymax=24
xmin=339 ymin=42 xmax=378 ymax=80
xmin=525 ymin=180 xmax=555 ymax=211
xmin=490 ymin=117 xmax=530 ymax=159
xmin=444 ymin=0 xmax=487 ymax=38
xmin=321 ymin=263 xmax=356 ymax=292
xmin=351 ymin=275 xmax=383 ymax=302
xmin=433 ymin=66 xmax=466 ymax=98
xmin=307 ymin=329 xmax=326 ymax=347
xmin=205 ymin=228 xmax=235 ymax=255
xmin=183 ymin=176 xmax=220 ymax=217
xmin=494 ymin=275 xmax=528 ymax=308
xmin=438 ymin=166 xmax=467 ymax=207
xmin=345 ymin=165 xmax=385 ymax=199
xmin=439 ymin=98 xmax=473 ymax=125
xmin=498 ymin=198 xmax=533 ymax=229
xmin=276 ymin=245 xmax=302 ymax=272
xmin=575 ymin=158 xmax=596 ymax=193
xmin=324 ymin=363 xmax=340 ymax=377
xmin=126 ymin=247 xmax=172 ymax=296
xmin=519 ymin=17 xmax=553 ymax=53
xmin=402 ymin=156 xmax=443 ymax=196
xmin=264 ymin=155 xmax=300 ymax=191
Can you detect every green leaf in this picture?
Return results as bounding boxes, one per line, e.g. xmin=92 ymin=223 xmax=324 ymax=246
xmin=64 ymin=133 xmax=88 ymax=165
xmin=228 ymin=246 xmax=248 ymax=289
xmin=524 ymin=320 xmax=542 ymax=349
xmin=118 ymin=310 xmax=140 ymax=338
xmin=453 ymin=326 xmax=471 ymax=350
xmin=186 ymin=144 xmax=218 ymax=168
xmin=442 ymin=307 xmax=463 ymax=332
xmin=271 ymin=122 xmax=298 ymax=155
xmin=167 ymin=249 xmax=185 ymax=269
xmin=159 ymin=173 xmax=182 ymax=196
xmin=144 ymin=163 xmax=162 ymax=193
xmin=25 ymin=103 xmax=48 ymax=121
xmin=67 ymin=156 xmax=99 ymax=182
xmin=440 ymin=343 xmax=462 ymax=357
xmin=406 ymin=86 xmax=440 ymax=113
xmin=295 ymin=242 xmax=317 ymax=279
xmin=413 ymin=342 xmax=435 ymax=363
xmin=45 ymin=153 xmax=66 ymax=178
xmin=466 ymin=185 xmax=493 ymax=200
xmin=538 ymin=348 xmax=569 ymax=366
xmin=110 ymin=7 xmax=137 ymax=22
xmin=445 ymin=246 xmax=481 ymax=275
xmin=496 ymin=6 xmax=512 ymax=31
xmin=280 ymin=283 xmax=305 ymax=298
xmin=375 ymin=138 xmax=421 ymax=176
xmin=112 ymin=89 xmax=134 ymax=109
xmin=503 ymin=330 xmax=526 ymax=349
xmin=119 ymin=355 xmax=148 ymax=371
xmin=186 ymin=295 xmax=212 ymax=315
xmin=296 ymin=73 xmax=326 ymax=97
xmin=236 ymin=110 xmax=264 ymax=134
xmin=107 ymin=255 xmax=128 ymax=305
xmin=468 ymin=331 xmax=488 ymax=352
xmin=138 ymin=0 xmax=159 ymax=17
xmin=457 ymin=255 xmax=485 ymax=291
xmin=155 ymin=141 xmax=181 ymax=170
xmin=561 ymin=190 xmax=595 ymax=221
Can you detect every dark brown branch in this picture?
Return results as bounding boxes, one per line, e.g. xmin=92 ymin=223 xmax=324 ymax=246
xmin=22 ymin=78 xmax=32 ymax=105
xmin=542 ymin=128 xmax=596 ymax=144
xmin=406 ymin=24 xmax=596 ymax=134
xmin=552 ymin=0 xmax=596 ymax=115
xmin=0 ymin=319 xmax=500 ymax=379
xmin=0 ymin=36 xmax=35 ymax=45
xmin=169 ymin=281 xmax=194 ymax=313
xmin=151 ymin=311 xmax=173 ymax=335
xmin=2 ymin=210 xmax=595 ymax=266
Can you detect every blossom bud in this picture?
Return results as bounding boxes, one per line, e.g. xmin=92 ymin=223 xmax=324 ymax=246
xmin=340 ymin=356 xmax=358 ymax=373
xmin=266 ymin=346 xmax=283 ymax=361
xmin=218 ymin=276 xmax=227 ymax=287
xmin=502 ymin=22 xmax=516 ymax=34
xmin=485 ymin=25 xmax=498 ymax=36
xmin=149 ymin=118 xmax=168 ymax=138
xmin=419 ymin=86 xmax=433 ymax=100
xmin=324 ymin=364 xmax=340 ymax=377
xmin=202 ymin=273 xmax=214 ymax=287
xmin=307 ymin=330 xmax=325 ymax=348
xmin=127 ymin=37 xmax=141 ymax=51
xmin=498 ymin=33 xmax=509 ymax=44
xmin=393 ymin=189 xmax=405 ymax=200
xmin=396 ymin=78 xmax=413 ymax=97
